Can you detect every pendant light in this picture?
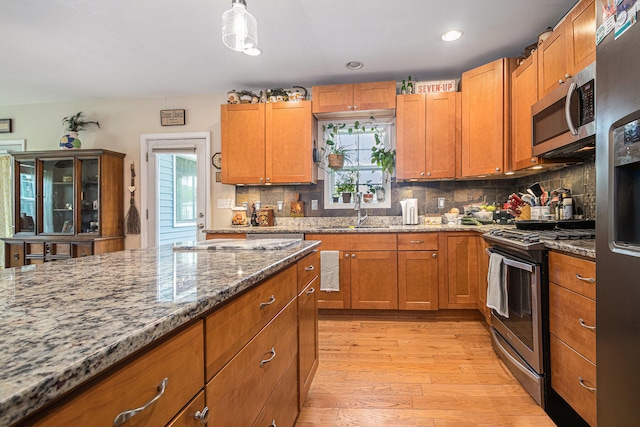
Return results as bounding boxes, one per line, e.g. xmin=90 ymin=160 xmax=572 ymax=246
xmin=222 ymin=0 xmax=258 ymax=54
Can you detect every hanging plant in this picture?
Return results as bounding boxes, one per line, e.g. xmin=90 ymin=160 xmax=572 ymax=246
xmin=368 ymin=118 xmax=395 ymax=178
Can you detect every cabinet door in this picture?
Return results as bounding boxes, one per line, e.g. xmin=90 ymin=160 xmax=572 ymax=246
xmin=266 ymin=101 xmax=316 ymax=184
xmin=4 ymin=241 xmax=24 ymax=268
xmin=439 ymin=233 xmax=479 ymax=309
xmin=298 ymin=278 xmax=319 ymax=409
xmin=396 ymin=94 xmax=426 ymax=179
xmin=350 ymin=250 xmax=398 ymax=310
xmin=353 ymin=81 xmax=397 ymax=111
xmin=566 ymin=0 xmax=595 ymax=75
xmin=15 ymin=159 xmax=36 ymax=234
xmin=425 ymin=92 xmax=459 ymax=179
xmin=398 ymin=251 xmax=439 ymax=310
xmin=42 ymin=157 xmax=75 ymax=235
xmin=79 ymin=157 xmax=100 ymax=234
xmin=461 ymin=58 xmax=511 ymax=177
xmin=511 ymin=54 xmax=541 ymax=171
xmin=537 ymin=22 xmax=568 ymax=98
xmin=306 ymin=234 xmax=352 ymax=309
xmin=221 ymin=103 xmax=266 ymax=184
xmin=476 ymin=238 xmax=491 ymax=323
xmin=311 ymin=84 xmax=353 ymax=114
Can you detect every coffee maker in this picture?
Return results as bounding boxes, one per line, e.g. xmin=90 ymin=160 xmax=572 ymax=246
xmin=400 ymin=199 xmax=419 ymax=225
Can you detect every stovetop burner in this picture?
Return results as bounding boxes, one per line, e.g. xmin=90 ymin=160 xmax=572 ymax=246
xmin=484 ymin=227 xmax=595 ymax=251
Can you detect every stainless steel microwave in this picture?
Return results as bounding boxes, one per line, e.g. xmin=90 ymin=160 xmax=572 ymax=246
xmin=531 ymin=62 xmax=596 ymax=158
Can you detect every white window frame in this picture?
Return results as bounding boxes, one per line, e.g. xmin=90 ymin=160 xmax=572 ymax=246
xmin=320 ymin=119 xmax=394 ymax=210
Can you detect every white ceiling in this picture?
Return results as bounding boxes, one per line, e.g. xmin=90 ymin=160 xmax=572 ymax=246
xmin=0 ymin=0 xmax=578 ymax=106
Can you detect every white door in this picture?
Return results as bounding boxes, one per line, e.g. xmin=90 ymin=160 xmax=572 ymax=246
xmin=140 ymin=133 xmax=210 ymax=248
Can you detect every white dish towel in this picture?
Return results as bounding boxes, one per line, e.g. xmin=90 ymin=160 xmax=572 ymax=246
xmin=486 ymin=252 xmax=509 ymax=318
xmin=320 ymin=250 xmax=340 ymax=292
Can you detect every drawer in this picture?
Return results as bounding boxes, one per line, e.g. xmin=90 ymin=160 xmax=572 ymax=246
xmin=73 ymin=242 xmax=93 ymax=258
xmin=26 ymin=242 xmax=45 ymax=255
xmin=550 ymin=335 xmax=597 ymax=426
xmin=297 ymin=250 xmax=319 ymax=293
xmin=5 ymin=242 xmax=24 ymax=267
xmin=549 ymin=283 xmax=596 ymax=363
xmin=252 ymin=359 xmax=299 ymax=427
xmin=397 ymin=233 xmax=438 ymax=251
xmin=549 ymin=251 xmax=596 ymax=300
xmin=48 ymin=242 xmax=71 ymax=257
xmin=298 ymin=277 xmax=319 ymax=408
xmin=207 ymin=300 xmax=298 ymax=427
xmin=205 ymin=265 xmax=297 ymax=380
xmin=33 ymin=322 xmax=204 ymax=427
xmin=167 ymin=390 xmax=208 ymax=427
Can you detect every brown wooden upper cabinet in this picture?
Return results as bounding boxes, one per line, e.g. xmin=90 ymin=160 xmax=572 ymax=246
xmin=221 ymin=101 xmax=317 ymax=185
xmin=461 ymin=57 xmax=517 ymax=177
xmin=311 ymin=81 xmax=396 ymax=115
xmin=537 ymin=0 xmax=595 ymax=98
xmin=511 ymin=53 xmax=542 ymax=171
xmin=396 ymin=92 xmax=460 ymax=180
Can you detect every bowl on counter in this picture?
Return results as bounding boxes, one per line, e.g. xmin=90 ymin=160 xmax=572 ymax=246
xmin=471 ymin=211 xmax=494 ymax=221
xmin=444 ymin=213 xmax=458 ymax=225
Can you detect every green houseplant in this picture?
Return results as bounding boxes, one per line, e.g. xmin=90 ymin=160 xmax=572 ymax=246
xmin=321 ymin=123 xmax=353 ymax=170
xmin=335 ymin=168 xmax=357 ymax=203
xmin=60 ymin=112 xmax=100 ymax=149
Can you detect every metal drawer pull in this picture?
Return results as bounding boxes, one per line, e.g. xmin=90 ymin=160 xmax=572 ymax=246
xmin=259 ymin=295 xmax=276 ymax=309
xmin=410 ymin=240 xmax=424 ymax=244
xmin=270 ymin=420 xmax=277 ymax=427
xmin=578 ymin=376 xmax=597 ymax=392
xmin=13 ymin=253 xmax=20 ymax=260
xmin=194 ymin=407 xmax=210 ymax=425
xmin=575 ymin=274 xmax=595 ymax=283
xmin=579 ymin=318 xmax=596 ymax=330
xmin=306 ymin=287 xmax=316 ymax=295
xmin=260 ymin=347 xmax=276 ymax=367
xmin=304 ymin=265 xmax=315 ymax=271
xmin=113 ymin=377 xmax=168 ymax=426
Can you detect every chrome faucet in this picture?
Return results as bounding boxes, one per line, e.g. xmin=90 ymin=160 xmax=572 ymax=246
xmin=354 ymin=192 xmax=368 ymax=227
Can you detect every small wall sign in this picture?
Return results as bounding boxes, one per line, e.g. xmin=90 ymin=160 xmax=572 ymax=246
xmin=414 ymin=80 xmax=458 ymax=93
xmin=0 ymin=119 xmax=12 ymax=133
xmin=160 ymin=109 xmax=185 ymax=126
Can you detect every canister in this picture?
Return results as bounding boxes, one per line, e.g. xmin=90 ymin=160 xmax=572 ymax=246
xmin=231 ymin=206 xmax=248 ymax=226
xmin=257 ymin=208 xmax=275 ymax=226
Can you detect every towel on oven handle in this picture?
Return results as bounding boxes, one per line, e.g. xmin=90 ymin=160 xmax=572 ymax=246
xmin=486 ymin=252 xmax=509 ymax=318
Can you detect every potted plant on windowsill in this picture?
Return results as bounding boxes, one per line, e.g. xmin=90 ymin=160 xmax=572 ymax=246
xmin=60 ymin=111 xmax=100 ymax=149
xmin=336 ymin=169 xmax=357 ymax=203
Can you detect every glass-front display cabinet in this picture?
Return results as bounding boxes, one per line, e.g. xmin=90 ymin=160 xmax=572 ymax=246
xmin=3 ymin=149 xmax=125 ymax=268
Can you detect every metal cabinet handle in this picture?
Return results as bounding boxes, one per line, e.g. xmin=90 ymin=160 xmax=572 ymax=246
xmin=344 ymin=253 xmax=349 ymax=258
xmin=113 ymin=377 xmax=168 ymax=426
xmin=495 ymin=167 xmax=500 ymax=172
xmin=13 ymin=252 xmax=20 ymax=260
xmin=304 ymin=265 xmax=315 ymax=271
xmin=579 ymin=318 xmax=596 ymax=330
xmin=420 ymin=172 xmax=425 ymax=176
xmin=575 ymin=274 xmax=595 ymax=283
xmin=260 ymin=347 xmax=276 ymax=367
xmin=578 ymin=376 xmax=597 ymax=392
xmin=259 ymin=295 xmax=276 ymax=309
xmin=432 ymin=253 xmax=437 ymax=258
xmin=194 ymin=407 xmax=210 ymax=425
xmin=351 ymin=253 xmax=356 ymax=258
xmin=427 ymin=172 xmax=431 ymax=177
xmin=353 ymin=105 xmax=358 ymax=109
xmin=306 ymin=287 xmax=316 ymax=295
xmin=347 ymin=105 xmax=353 ymax=110
xmin=270 ymin=421 xmax=277 ymax=427
xmin=410 ymin=240 xmax=424 ymax=244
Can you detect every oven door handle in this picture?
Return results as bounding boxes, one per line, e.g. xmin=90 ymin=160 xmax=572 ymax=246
xmin=501 ymin=257 xmax=535 ymax=273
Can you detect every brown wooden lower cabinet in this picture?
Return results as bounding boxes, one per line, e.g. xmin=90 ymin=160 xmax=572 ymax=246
xmin=397 ymin=250 xmax=439 ymax=310
xmin=167 ymin=391 xmax=207 ymax=427
xmin=297 ymin=252 xmax=319 ymax=409
xmin=31 ymin=322 xmax=204 ymax=427
xmin=476 ymin=238 xmax=491 ymax=323
xmin=3 ymin=237 xmax=124 ymax=267
xmin=438 ymin=233 xmax=479 ymax=309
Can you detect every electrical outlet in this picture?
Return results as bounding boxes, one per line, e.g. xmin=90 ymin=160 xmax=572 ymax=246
xmin=217 ymin=198 xmax=232 ymax=208
xmin=438 ymin=197 xmax=445 ymax=209
xmin=311 ymin=200 xmax=318 ymax=210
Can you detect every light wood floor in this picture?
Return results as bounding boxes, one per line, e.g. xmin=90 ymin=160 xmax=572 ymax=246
xmin=296 ymin=317 xmax=557 ymax=427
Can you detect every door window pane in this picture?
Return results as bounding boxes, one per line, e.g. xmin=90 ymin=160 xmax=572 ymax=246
xmin=174 ymin=155 xmax=197 ymax=224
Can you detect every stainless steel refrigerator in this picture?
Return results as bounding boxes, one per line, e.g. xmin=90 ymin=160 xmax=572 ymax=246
xmin=596 ymin=13 xmax=640 ymax=427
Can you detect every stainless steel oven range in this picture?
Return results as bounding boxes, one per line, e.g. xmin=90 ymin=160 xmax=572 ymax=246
xmin=483 ymin=227 xmax=595 ymax=425
xmin=483 ymin=229 xmax=549 ymax=407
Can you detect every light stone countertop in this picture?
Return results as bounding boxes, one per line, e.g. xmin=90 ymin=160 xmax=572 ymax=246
xmin=0 ymin=240 xmax=320 ymax=426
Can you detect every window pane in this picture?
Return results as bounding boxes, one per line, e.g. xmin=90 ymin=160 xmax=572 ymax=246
xmin=175 ymin=155 xmax=197 ymax=223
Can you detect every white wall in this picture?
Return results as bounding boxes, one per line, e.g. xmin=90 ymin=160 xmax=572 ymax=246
xmin=0 ymin=94 xmax=235 ymax=249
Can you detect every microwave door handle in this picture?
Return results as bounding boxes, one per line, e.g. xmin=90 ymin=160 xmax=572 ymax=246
xmin=502 ymin=257 xmax=535 ymax=273
xmin=565 ymin=81 xmax=579 ymax=135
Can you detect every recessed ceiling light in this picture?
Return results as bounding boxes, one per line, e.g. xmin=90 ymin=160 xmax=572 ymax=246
xmin=345 ymin=61 xmax=364 ymax=70
xmin=244 ymin=47 xmax=262 ymax=56
xmin=441 ymin=30 xmax=463 ymax=42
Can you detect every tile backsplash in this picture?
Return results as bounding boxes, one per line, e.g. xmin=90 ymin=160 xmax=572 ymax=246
xmin=235 ymin=156 xmax=596 ymax=220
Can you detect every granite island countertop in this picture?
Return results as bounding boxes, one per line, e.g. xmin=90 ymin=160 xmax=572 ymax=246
xmin=0 ymin=240 xmax=320 ymax=426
